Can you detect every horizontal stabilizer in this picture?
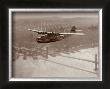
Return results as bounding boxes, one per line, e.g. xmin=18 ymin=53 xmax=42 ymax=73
xmin=76 ymin=30 xmax=82 ymax=32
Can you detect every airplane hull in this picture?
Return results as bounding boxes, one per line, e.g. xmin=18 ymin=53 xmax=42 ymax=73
xmin=36 ymin=35 xmax=65 ymax=43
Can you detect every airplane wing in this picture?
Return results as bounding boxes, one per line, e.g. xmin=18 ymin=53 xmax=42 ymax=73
xmin=28 ymin=29 xmax=85 ymax=35
xmin=28 ymin=29 xmax=38 ymax=32
xmin=28 ymin=29 xmax=47 ymax=34
xmin=28 ymin=29 xmax=59 ymax=34
xmin=59 ymin=33 xmax=85 ymax=35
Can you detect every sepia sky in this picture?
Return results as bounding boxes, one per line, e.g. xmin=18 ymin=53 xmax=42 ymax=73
xmin=13 ymin=12 xmax=98 ymax=19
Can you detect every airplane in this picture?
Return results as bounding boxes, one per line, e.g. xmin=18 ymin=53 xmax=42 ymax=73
xmin=28 ymin=27 xmax=85 ymax=43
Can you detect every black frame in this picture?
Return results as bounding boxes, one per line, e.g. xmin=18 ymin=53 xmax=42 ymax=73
xmin=0 ymin=0 xmax=110 ymax=89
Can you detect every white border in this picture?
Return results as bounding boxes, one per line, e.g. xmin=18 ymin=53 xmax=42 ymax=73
xmin=9 ymin=8 xmax=102 ymax=81
xmin=99 ymin=9 xmax=102 ymax=81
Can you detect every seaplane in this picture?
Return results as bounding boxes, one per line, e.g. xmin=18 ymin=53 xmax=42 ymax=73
xmin=28 ymin=26 xmax=85 ymax=43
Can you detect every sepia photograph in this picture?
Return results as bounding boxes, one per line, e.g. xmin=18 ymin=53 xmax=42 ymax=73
xmin=9 ymin=9 xmax=102 ymax=81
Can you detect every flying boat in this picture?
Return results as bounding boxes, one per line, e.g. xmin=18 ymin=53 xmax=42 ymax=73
xmin=28 ymin=26 xmax=85 ymax=43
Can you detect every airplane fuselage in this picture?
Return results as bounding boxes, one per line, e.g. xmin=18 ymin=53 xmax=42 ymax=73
xmin=36 ymin=33 xmax=65 ymax=43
